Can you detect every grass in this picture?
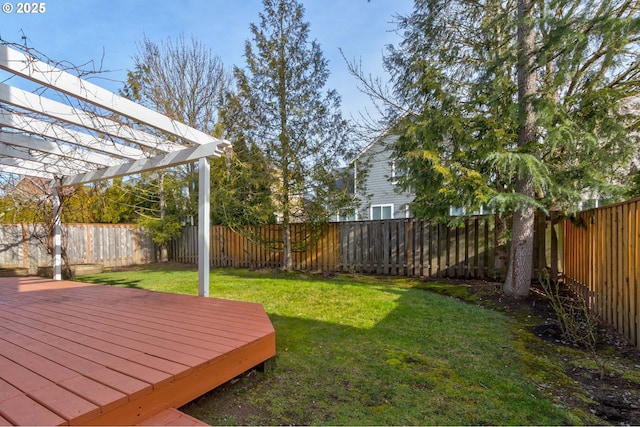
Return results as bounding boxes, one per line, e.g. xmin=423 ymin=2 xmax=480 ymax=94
xmin=78 ymin=265 xmax=575 ymax=425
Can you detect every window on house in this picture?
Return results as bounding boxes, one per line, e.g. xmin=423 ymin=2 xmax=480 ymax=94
xmin=391 ymin=161 xmax=407 ymax=185
xmin=450 ymin=205 xmax=493 ymax=216
xmin=450 ymin=206 xmax=465 ymax=216
xmin=336 ymin=210 xmax=356 ymax=222
xmin=371 ymin=204 xmax=393 ymax=220
xmin=580 ymin=198 xmax=600 ymax=210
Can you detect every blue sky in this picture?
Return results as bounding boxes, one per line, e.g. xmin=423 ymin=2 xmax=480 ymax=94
xmin=0 ymin=0 xmax=413 ymax=121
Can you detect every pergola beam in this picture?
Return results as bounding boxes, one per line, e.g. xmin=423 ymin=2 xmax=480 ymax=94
xmin=0 ymin=163 xmax=52 ymax=179
xmin=62 ymin=141 xmax=224 ymax=186
xmin=0 ymin=45 xmax=227 ymax=147
xmin=0 ymin=83 xmax=185 ymax=153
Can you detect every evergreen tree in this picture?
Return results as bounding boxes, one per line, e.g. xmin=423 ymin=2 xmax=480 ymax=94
xmin=213 ymin=86 xmax=279 ymax=228
xmin=232 ymin=0 xmax=355 ymax=270
xmin=379 ymin=0 xmax=640 ymax=297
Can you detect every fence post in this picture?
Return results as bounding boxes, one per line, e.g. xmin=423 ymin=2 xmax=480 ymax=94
xmin=21 ymin=222 xmax=28 ymax=269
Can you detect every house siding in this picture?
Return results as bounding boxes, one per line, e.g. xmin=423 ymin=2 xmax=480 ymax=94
xmin=355 ymin=133 xmax=414 ymax=220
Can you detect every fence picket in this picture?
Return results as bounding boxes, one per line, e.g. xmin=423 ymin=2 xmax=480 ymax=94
xmin=0 ymin=223 xmax=154 ymax=274
xmin=3 ymin=216 xmax=560 ymax=285
xmin=564 ymin=198 xmax=640 ymax=348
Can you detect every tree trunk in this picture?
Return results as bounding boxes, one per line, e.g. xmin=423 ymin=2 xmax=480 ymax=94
xmin=504 ymin=179 xmax=536 ymax=297
xmin=504 ymin=0 xmax=536 ymax=298
xmin=282 ymin=217 xmax=292 ymax=271
xmin=281 ymin=170 xmax=293 ymax=271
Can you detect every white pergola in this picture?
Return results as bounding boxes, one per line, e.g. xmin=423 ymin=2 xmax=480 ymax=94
xmin=0 ymin=44 xmax=230 ymax=296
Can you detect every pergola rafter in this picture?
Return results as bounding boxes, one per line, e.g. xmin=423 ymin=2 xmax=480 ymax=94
xmin=0 ymin=83 xmax=190 ymax=155
xmin=0 ymin=130 xmax=119 ymax=167
xmin=0 ymin=43 xmax=231 ymax=296
xmin=0 ymin=109 xmax=146 ymax=159
xmin=0 ymin=156 xmax=78 ymax=177
xmin=0 ymin=163 xmax=51 ymax=179
xmin=0 ymin=141 xmax=100 ymax=172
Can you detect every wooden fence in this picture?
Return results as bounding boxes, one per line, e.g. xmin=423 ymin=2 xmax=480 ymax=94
xmin=563 ymin=198 xmax=640 ymax=348
xmin=0 ymin=223 xmax=155 ymax=274
xmin=170 ymin=215 xmax=560 ymax=280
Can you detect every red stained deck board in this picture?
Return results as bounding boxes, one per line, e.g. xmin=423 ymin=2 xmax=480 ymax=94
xmin=86 ymin=367 xmax=152 ymax=399
xmin=0 ymin=354 xmax=52 ymax=393
xmin=11 ymin=303 xmax=211 ymax=367
xmin=60 ymin=282 xmax=271 ymax=325
xmin=0 ymin=338 xmax=80 ymax=384
xmin=0 ymin=324 xmax=106 ymax=374
xmin=35 ymin=301 xmax=236 ymax=359
xmin=58 ymin=376 xmax=128 ymax=413
xmin=25 ymin=287 xmax=272 ymax=342
xmin=0 ymin=319 xmax=173 ymax=388
xmin=0 ymin=379 xmax=22 ymax=403
xmin=0 ymin=394 xmax=67 ymax=426
xmin=0 ymin=277 xmax=276 ymax=426
xmin=50 ymin=300 xmax=260 ymax=349
xmin=28 ymin=385 xmax=100 ymax=425
xmin=0 ymin=355 xmax=98 ymax=424
xmin=137 ymin=408 xmax=209 ymax=426
xmin=0 ymin=308 xmax=179 ymax=385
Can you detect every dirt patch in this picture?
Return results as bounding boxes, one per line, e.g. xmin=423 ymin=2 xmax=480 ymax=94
xmin=181 ymin=369 xmax=266 ymax=425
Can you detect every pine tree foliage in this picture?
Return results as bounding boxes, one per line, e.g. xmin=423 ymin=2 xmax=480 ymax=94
xmin=230 ymin=0 xmax=356 ymax=270
xmin=379 ymin=0 xmax=639 ymax=295
xmin=386 ymin=0 xmax=639 ymax=220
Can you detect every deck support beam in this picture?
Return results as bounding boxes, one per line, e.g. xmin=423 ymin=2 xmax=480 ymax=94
xmin=198 ymin=157 xmax=210 ymax=297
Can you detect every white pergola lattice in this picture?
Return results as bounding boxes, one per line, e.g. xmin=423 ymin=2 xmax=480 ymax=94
xmin=0 ymin=44 xmax=230 ymax=296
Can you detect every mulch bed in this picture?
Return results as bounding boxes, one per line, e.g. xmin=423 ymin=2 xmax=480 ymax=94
xmin=457 ymin=279 xmax=640 ymax=425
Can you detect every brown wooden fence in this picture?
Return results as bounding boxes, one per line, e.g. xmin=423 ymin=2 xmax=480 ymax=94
xmin=563 ymin=198 xmax=640 ymax=348
xmin=0 ymin=223 xmax=155 ymax=274
xmin=170 ymin=215 xmax=560 ymax=280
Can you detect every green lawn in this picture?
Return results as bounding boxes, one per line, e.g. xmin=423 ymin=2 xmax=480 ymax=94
xmin=78 ymin=265 xmax=575 ymax=425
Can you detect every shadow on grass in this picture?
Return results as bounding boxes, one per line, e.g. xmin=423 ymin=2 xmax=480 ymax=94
xmin=79 ymin=263 xmax=200 ymax=289
xmin=81 ymin=276 xmax=144 ymax=289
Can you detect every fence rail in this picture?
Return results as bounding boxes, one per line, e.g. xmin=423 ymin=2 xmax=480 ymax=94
xmin=563 ymin=198 xmax=640 ymax=348
xmin=0 ymin=223 xmax=155 ymax=274
xmin=170 ymin=215 xmax=559 ymax=281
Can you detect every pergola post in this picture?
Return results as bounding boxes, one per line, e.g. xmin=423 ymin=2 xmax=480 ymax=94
xmin=52 ymin=186 xmax=62 ymax=281
xmin=198 ymin=157 xmax=210 ymax=297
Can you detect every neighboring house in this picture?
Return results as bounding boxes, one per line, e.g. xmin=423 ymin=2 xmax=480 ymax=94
xmin=6 ymin=176 xmax=75 ymax=202
xmin=344 ymin=130 xmax=414 ymax=221
xmin=340 ymin=108 xmax=640 ymax=222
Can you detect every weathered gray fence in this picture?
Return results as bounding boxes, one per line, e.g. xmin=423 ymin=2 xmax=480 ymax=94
xmin=0 ymin=223 xmax=155 ymax=274
xmin=170 ymin=216 xmax=561 ymax=280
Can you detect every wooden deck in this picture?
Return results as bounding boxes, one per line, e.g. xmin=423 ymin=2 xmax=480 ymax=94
xmin=0 ymin=277 xmax=276 ymax=426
